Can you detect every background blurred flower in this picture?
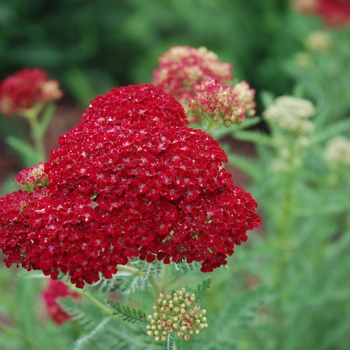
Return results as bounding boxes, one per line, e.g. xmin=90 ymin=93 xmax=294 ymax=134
xmin=42 ymin=279 xmax=81 ymax=325
xmin=0 ymin=68 xmax=62 ymax=116
xmin=324 ymin=136 xmax=350 ymax=167
xmin=263 ymin=96 xmax=316 ymax=135
xmin=152 ymin=46 xmax=233 ymax=104
xmin=293 ymin=0 xmax=350 ymax=27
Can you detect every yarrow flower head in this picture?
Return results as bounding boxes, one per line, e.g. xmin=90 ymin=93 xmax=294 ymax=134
xmin=146 ymin=288 xmax=208 ymax=342
xmin=42 ymin=279 xmax=81 ymax=325
xmin=188 ymin=79 xmax=245 ymax=127
xmin=0 ymin=84 xmax=260 ymax=288
xmin=14 ymin=163 xmax=48 ymax=192
xmin=293 ymin=0 xmax=350 ymax=27
xmin=263 ymin=96 xmax=316 ymax=135
xmin=0 ymin=68 xmax=62 ymax=116
xmin=152 ymin=46 xmax=233 ymax=103
xmin=324 ymin=136 xmax=350 ymax=168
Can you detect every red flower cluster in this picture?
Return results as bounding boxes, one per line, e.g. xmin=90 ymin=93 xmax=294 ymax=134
xmin=0 ymin=84 xmax=260 ymax=288
xmin=293 ymin=0 xmax=350 ymax=27
xmin=152 ymin=46 xmax=233 ymax=103
xmin=42 ymin=279 xmax=81 ymax=324
xmin=0 ymin=68 xmax=62 ymax=116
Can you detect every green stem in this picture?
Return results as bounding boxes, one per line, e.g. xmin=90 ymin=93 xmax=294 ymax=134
xmin=273 ymin=169 xmax=297 ymax=346
xmin=27 ymin=115 xmax=46 ymax=162
xmin=159 ymin=264 xmax=170 ymax=292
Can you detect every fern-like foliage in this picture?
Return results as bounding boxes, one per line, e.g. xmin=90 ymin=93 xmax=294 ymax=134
xmin=191 ymin=286 xmax=266 ymax=350
xmin=163 ymin=334 xmax=175 ymax=350
xmin=94 ymin=259 xmax=162 ymax=294
xmin=193 ymin=278 xmax=211 ymax=303
xmin=106 ymin=299 xmax=147 ymax=324
xmin=174 ymin=259 xmax=201 ymax=272
xmin=73 ymin=318 xmax=111 ymax=350
xmin=58 ymin=297 xmax=106 ymax=331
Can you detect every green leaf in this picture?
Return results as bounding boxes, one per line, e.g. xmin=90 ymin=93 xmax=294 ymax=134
xmin=163 ymin=334 xmax=175 ymax=350
xmin=312 ymin=119 xmax=350 ymax=144
xmin=105 ymin=300 xmax=147 ymax=325
xmin=260 ymin=90 xmax=275 ymax=108
xmin=234 ymin=130 xmax=273 ymax=146
xmin=194 ymin=278 xmax=211 ymax=303
xmin=5 ymin=136 xmax=37 ymax=166
xmin=73 ymin=318 xmax=111 ymax=350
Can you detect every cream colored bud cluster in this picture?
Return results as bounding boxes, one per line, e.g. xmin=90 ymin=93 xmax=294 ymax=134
xmin=146 ymin=288 xmax=208 ymax=342
xmin=324 ymin=136 xmax=350 ymax=168
xmin=159 ymin=46 xmax=217 ymax=63
xmin=232 ymin=81 xmax=256 ymax=117
xmin=305 ymin=31 xmax=332 ymax=52
xmin=263 ymin=96 xmax=316 ymax=135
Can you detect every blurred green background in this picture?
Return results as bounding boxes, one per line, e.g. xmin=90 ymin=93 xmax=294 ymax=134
xmin=0 ymin=0 xmax=309 ymax=107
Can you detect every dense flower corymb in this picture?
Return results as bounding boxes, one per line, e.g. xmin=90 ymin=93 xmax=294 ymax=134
xmin=0 ymin=84 xmax=260 ymax=288
xmin=152 ymin=46 xmax=233 ymax=103
xmin=0 ymin=68 xmax=62 ymax=116
xmin=42 ymin=279 xmax=81 ymax=324
xmin=147 ymin=288 xmax=208 ymax=342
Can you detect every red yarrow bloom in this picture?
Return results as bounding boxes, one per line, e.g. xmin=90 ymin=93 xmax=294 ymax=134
xmin=0 ymin=84 xmax=260 ymax=288
xmin=42 ymin=279 xmax=81 ymax=324
xmin=293 ymin=0 xmax=350 ymax=27
xmin=0 ymin=68 xmax=62 ymax=116
xmin=152 ymin=46 xmax=233 ymax=103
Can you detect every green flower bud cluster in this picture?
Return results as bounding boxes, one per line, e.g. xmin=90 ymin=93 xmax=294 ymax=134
xmin=146 ymin=287 xmax=208 ymax=342
xmin=263 ymin=96 xmax=315 ymax=135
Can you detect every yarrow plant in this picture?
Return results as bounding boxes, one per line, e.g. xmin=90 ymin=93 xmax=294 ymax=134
xmin=1 ymin=38 xmax=350 ymax=350
xmin=0 ymin=84 xmax=260 ymax=289
xmin=0 ymin=66 xmax=261 ymax=347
